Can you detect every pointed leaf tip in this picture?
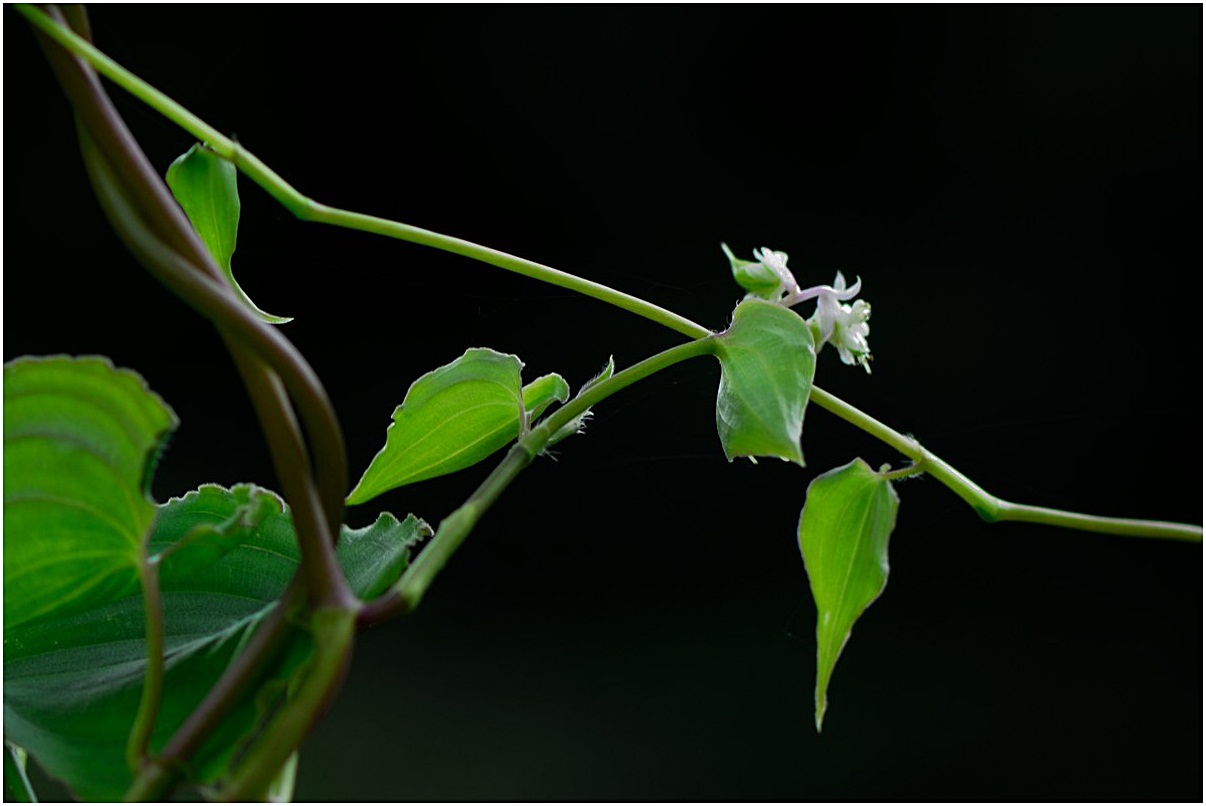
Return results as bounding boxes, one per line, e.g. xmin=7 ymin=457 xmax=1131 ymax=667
xmin=166 ymin=144 xmax=291 ymax=324
xmin=798 ymin=459 xmax=899 ymax=731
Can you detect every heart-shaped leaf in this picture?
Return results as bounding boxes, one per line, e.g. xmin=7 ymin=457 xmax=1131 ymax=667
xmin=712 ymin=299 xmax=815 ymax=465
xmin=347 ymin=349 xmax=568 ymax=505
xmin=798 ymin=459 xmax=900 ymax=730
xmin=3 ymin=355 xmax=176 ymax=631
xmin=166 ymin=144 xmax=291 ymax=324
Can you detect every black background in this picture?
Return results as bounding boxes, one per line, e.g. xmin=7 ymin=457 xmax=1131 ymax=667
xmin=6 ymin=5 xmax=1203 ymax=802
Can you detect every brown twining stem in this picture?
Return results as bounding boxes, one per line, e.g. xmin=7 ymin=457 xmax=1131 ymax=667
xmin=31 ymin=4 xmax=358 ymax=799
xmin=34 ymin=5 xmax=349 ymax=548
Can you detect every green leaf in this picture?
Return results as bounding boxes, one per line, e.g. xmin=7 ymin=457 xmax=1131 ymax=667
xmin=3 ymin=356 xmax=177 ymax=631
xmin=521 ymin=371 xmax=572 ymax=419
xmin=722 ymin=242 xmax=782 ymax=299
xmin=4 ymin=484 xmax=427 ymax=800
xmin=798 ymin=459 xmax=900 ymax=731
xmin=166 ymin=144 xmax=291 ymax=324
xmin=712 ymin=299 xmax=816 ymax=465
xmin=348 ymin=349 xmax=568 ymax=505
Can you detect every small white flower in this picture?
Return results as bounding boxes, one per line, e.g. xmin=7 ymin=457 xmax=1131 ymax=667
xmin=810 ymin=272 xmax=872 ymax=373
xmin=751 ymin=247 xmax=798 ymax=296
xmin=723 ymin=244 xmax=874 ymax=372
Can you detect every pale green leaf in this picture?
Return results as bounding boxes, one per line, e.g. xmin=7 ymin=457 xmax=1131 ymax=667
xmin=798 ymin=459 xmax=900 ymax=731
xmin=3 ymin=355 xmax=177 ymax=631
xmin=712 ymin=299 xmax=815 ymax=465
xmin=348 ymin=349 xmax=568 ymax=505
xmin=522 ymin=372 xmax=571 ymax=418
xmin=166 ymin=144 xmax=291 ymax=324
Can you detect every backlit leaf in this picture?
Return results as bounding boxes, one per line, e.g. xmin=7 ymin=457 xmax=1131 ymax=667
xmin=798 ymin=459 xmax=900 ymax=730
xmin=166 ymin=144 xmax=291 ymax=324
xmin=348 ymin=349 xmax=568 ymax=505
xmin=712 ymin=299 xmax=815 ymax=465
xmin=3 ymin=355 xmax=176 ymax=631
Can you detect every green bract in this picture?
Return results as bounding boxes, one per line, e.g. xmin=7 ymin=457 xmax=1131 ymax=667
xmin=712 ymin=299 xmax=816 ymax=465
xmin=798 ymin=459 xmax=899 ymax=730
xmin=549 ymin=355 xmax=615 ymax=446
xmin=721 ymin=242 xmax=783 ymax=299
xmin=347 ymin=349 xmax=569 ymax=505
xmin=166 ymin=144 xmax=291 ymax=324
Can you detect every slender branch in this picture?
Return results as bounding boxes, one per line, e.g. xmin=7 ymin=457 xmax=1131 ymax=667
xmin=24 ymin=3 xmax=1198 ymax=560
xmin=15 ymin=4 xmax=709 ymax=341
xmin=18 ymin=4 xmax=229 ymax=149
xmin=809 ymin=387 xmax=1202 ymax=542
xmin=259 ymin=194 xmax=711 ymax=341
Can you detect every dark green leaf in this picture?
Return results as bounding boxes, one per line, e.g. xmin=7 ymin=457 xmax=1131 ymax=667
xmin=3 ymin=356 xmax=177 ymax=631
xmin=348 ymin=349 xmax=568 ymax=505
xmin=4 ymin=484 xmax=427 ymax=800
xmin=798 ymin=459 xmax=900 ymax=730
xmin=713 ymin=299 xmax=815 ymax=465
xmin=166 ymin=144 xmax=291 ymax=324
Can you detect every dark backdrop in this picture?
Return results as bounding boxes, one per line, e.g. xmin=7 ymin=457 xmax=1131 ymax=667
xmin=6 ymin=6 xmax=1202 ymax=801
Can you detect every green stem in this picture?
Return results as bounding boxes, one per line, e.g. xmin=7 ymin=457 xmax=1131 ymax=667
xmin=17 ymin=4 xmax=228 ymax=150
xmin=810 ymin=387 xmax=1202 ymax=542
xmin=22 ymin=0 xmax=1198 ymax=560
xmin=77 ymin=125 xmax=354 ymax=606
xmin=215 ymin=608 xmax=355 ymax=801
xmin=14 ymin=4 xmax=709 ymax=341
xmin=267 ymin=196 xmax=711 ymax=340
xmin=5 ymin=743 xmax=37 ymax=803
xmin=123 ymin=585 xmax=300 ymax=802
xmin=126 ymin=559 xmax=165 ymax=773
xmin=29 ymin=11 xmax=359 ymax=799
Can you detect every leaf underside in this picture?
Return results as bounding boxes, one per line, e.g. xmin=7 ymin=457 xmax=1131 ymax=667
xmin=5 ymin=483 xmax=428 ymax=801
xmin=4 ymin=357 xmax=428 ymax=800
